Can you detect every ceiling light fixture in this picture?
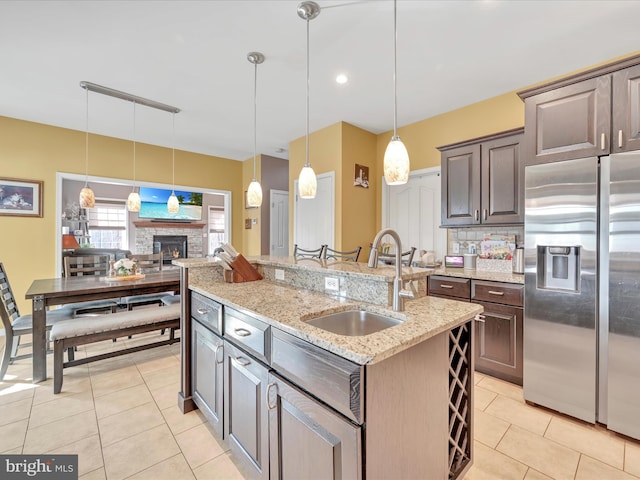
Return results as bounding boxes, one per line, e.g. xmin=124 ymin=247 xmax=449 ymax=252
xmin=167 ymin=113 xmax=179 ymax=214
xmin=246 ymin=51 xmax=265 ymax=208
xmin=383 ymin=0 xmax=410 ymax=185
xmin=297 ymin=1 xmax=320 ymax=199
xmin=127 ymin=101 xmax=141 ymax=212
xmin=79 ymin=87 xmax=96 ymax=208
xmin=336 ymin=74 xmax=348 ymax=84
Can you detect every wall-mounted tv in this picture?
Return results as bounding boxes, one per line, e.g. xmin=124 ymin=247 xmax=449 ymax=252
xmin=138 ymin=187 xmax=203 ymax=221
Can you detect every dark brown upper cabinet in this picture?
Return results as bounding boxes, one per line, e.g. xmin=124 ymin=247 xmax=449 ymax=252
xmin=519 ymin=56 xmax=640 ymax=165
xmin=439 ymin=128 xmax=524 ymax=226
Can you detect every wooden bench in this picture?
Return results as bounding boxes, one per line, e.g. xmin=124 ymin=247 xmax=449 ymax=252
xmin=50 ymin=304 xmax=181 ymax=394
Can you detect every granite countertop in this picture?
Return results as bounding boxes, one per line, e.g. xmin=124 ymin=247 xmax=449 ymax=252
xmin=189 ymin=277 xmax=482 ymax=366
xmin=430 ymin=267 xmax=525 ymax=284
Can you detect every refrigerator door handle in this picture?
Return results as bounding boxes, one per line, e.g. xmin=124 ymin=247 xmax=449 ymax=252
xmin=598 ymin=156 xmax=610 ymax=424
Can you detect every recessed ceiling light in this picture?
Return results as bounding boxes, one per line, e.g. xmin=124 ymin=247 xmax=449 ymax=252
xmin=336 ymin=74 xmax=348 ymax=85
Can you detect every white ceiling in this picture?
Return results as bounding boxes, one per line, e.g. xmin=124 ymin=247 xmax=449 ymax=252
xmin=1 ymin=1 xmax=639 ymax=162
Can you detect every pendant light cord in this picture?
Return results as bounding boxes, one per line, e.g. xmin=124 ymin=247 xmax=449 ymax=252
xmin=393 ymin=0 xmax=398 ymax=138
xmin=172 ymin=112 xmax=176 ymax=192
xmin=84 ymin=87 xmax=89 ymax=186
xmin=305 ymin=15 xmax=310 ymax=168
xmin=132 ymin=101 xmax=136 ymax=190
xmin=253 ymin=60 xmax=258 ymax=180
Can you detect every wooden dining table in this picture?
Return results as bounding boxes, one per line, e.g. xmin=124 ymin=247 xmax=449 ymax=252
xmin=25 ymin=269 xmax=181 ymax=383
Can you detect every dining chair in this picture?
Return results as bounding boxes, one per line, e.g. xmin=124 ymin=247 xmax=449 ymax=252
xmin=377 ymin=246 xmax=417 ymax=267
xmin=120 ymin=253 xmax=173 ymax=310
xmin=323 ymin=246 xmax=362 ymax=262
xmin=293 ymin=244 xmax=326 ymax=259
xmin=0 ymin=262 xmax=75 ymax=381
xmin=63 ymin=255 xmax=118 ymax=317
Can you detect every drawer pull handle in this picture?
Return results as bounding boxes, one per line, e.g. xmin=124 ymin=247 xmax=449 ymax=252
xmin=440 ymin=284 xmax=454 ymax=289
xmin=235 ymin=356 xmax=250 ymax=367
xmin=234 ymin=328 xmax=252 ymax=337
xmin=266 ymin=382 xmax=277 ymax=410
xmin=474 ymin=209 xmax=479 ymax=221
xmin=196 ymin=308 xmax=210 ymax=315
xmin=618 ymin=129 xmax=623 ymax=148
xmin=475 ymin=314 xmax=486 ymax=322
xmin=483 ymin=209 xmax=488 ymax=221
xmin=601 ymin=132 xmax=606 ymax=150
xmin=215 ymin=344 xmax=224 ymax=364
xmin=488 ymin=290 xmax=505 ymax=296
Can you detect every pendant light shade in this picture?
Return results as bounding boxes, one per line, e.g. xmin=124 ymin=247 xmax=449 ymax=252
xmin=127 ymin=191 xmax=141 ymax=212
xmin=246 ymin=51 xmax=264 ymax=208
xmin=384 ymin=0 xmax=410 ymax=186
xmin=167 ymin=192 xmax=179 ymax=214
xmin=298 ymin=165 xmax=317 ymax=198
xmin=297 ymin=1 xmax=320 ymax=200
xmin=383 ymin=136 xmax=410 ymax=185
xmin=79 ymin=86 xmax=95 ymax=208
xmin=168 ymin=112 xmax=179 ymax=214
xmin=127 ymin=101 xmax=141 ymax=212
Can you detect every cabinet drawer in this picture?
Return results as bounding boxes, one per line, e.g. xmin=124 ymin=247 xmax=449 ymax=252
xmin=271 ymin=328 xmax=364 ymax=425
xmin=429 ymin=276 xmax=471 ymax=299
xmin=224 ymin=307 xmax=270 ymax=364
xmin=191 ymin=291 xmax=222 ymax=334
xmin=472 ymin=280 xmax=523 ymax=307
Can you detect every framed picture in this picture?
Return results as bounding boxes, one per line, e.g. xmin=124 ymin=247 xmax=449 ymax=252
xmin=244 ymin=191 xmax=258 ymax=209
xmin=354 ymin=163 xmax=369 ymax=189
xmin=0 ymin=177 xmax=43 ymax=217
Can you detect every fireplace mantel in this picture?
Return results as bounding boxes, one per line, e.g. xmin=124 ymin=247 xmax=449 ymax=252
xmin=134 ymin=221 xmax=205 ymax=229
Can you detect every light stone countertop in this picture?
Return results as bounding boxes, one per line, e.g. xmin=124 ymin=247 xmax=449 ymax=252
xmin=174 ymin=255 xmax=433 ymax=282
xmin=188 ymin=276 xmax=482 ymax=365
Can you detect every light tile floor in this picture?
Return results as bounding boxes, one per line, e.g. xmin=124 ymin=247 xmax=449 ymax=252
xmin=1 ymin=335 xmax=640 ymax=480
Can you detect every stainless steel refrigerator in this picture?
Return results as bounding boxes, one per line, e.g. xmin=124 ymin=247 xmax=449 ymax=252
xmin=524 ymin=152 xmax=640 ymax=440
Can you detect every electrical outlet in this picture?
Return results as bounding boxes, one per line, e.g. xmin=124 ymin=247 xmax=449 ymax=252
xmin=275 ymin=269 xmax=285 ymax=281
xmin=452 ymin=242 xmax=460 ymax=254
xmin=325 ymin=276 xmax=339 ymax=292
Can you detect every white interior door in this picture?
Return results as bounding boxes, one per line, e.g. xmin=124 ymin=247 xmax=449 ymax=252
xmin=294 ymin=172 xmax=335 ymax=252
xmin=270 ymin=189 xmax=289 ymax=256
xmin=382 ymin=167 xmax=446 ymax=262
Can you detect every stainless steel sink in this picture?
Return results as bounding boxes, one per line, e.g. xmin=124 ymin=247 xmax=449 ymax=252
xmin=305 ymin=309 xmax=403 ymax=336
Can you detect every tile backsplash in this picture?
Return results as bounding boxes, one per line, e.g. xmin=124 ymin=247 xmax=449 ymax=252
xmin=448 ymin=226 xmax=524 ymax=255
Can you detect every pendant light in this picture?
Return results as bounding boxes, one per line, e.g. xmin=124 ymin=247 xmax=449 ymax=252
xmin=246 ymin=51 xmax=264 ymax=208
xmin=383 ymin=0 xmax=410 ymax=185
xmin=167 ymin=113 xmax=180 ymax=214
xmin=127 ymin=101 xmax=141 ymax=212
xmin=297 ymin=1 xmax=320 ymax=199
xmin=79 ymin=86 xmax=96 ymax=208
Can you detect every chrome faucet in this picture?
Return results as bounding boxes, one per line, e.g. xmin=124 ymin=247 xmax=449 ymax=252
xmin=368 ymin=228 xmax=417 ymax=312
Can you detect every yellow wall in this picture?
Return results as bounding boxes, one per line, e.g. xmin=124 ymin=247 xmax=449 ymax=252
xmin=242 ymin=154 xmax=262 ymax=256
xmin=341 ymin=123 xmax=378 ymax=260
xmin=0 ymin=116 xmax=244 ymax=312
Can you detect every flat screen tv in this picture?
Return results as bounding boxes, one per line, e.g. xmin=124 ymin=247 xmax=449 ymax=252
xmin=138 ymin=186 xmax=203 ymax=221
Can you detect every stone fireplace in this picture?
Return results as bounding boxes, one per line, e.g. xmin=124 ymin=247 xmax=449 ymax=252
xmin=154 ymin=235 xmax=187 ymax=264
xmin=134 ymin=221 xmax=205 ymax=261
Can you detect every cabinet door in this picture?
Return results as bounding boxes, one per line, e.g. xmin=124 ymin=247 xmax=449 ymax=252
xmin=224 ymin=341 xmax=269 ymax=480
xmin=472 ymin=301 xmax=523 ymax=385
xmin=441 ymin=144 xmax=481 ymax=225
xmin=481 ymin=133 xmax=524 ymax=224
xmin=524 ymin=76 xmax=611 ymax=165
xmin=612 ymin=64 xmax=640 ymax=153
xmin=192 ymin=321 xmax=224 ymax=436
xmin=267 ymin=373 xmax=362 ymax=480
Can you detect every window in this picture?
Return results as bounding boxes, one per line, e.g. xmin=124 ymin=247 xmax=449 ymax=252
xmin=208 ymin=206 xmax=226 ymax=253
xmin=86 ymin=201 xmax=127 ymax=249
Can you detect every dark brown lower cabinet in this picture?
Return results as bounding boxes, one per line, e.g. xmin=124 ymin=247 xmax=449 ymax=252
xmin=429 ymin=275 xmax=524 ymax=385
xmin=267 ymin=372 xmax=361 ymax=480
xmin=472 ymin=300 xmax=523 ymax=385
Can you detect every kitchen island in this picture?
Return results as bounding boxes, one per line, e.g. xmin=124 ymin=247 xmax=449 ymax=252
xmin=174 ymin=256 xmax=482 ymax=480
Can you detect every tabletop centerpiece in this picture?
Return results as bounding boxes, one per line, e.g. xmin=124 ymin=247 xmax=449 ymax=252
xmin=107 ymin=258 xmax=145 ymax=281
